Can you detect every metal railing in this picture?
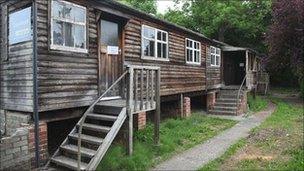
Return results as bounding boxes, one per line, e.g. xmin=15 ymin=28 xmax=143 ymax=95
xmin=236 ymin=74 xmax=247 ymax=115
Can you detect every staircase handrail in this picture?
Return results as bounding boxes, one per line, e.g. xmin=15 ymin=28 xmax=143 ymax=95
xmin=236 ymin=74 xmax=247 ymax=114
xmin=77 ymin=70 xmax=129 ymax=170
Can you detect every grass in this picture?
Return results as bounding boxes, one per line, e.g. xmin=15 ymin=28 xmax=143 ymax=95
xmin=200 ymin=96 xmax=304 ymax=171
xmin=247 ymin=94 xmax=268 ymax=112
xmin=97 ymin=113 xmax=236 ymax=170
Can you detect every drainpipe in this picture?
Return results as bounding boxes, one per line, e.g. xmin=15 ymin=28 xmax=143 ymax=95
xmin=32 ymin=0 xmax=40 ymax=168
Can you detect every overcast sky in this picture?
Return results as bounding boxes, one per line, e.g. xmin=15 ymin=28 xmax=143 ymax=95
xmin=156 ymin=0 xmax=178 ymax=14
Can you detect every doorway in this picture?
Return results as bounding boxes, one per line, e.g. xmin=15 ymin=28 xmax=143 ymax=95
xmin=223 ymin=51 xmax=246 ymax=85
xmin=99 ymin=19 xmax=123 ymax=98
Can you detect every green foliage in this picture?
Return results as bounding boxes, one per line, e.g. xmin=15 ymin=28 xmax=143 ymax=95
xmin=97 ymin=114 xmax=236 ymax=170
xmin=119 ymin=0 xmax=157 ymax=15
xmin=300 ymin=79 xmax=304 ymax=98
xmin=163 ymin=0 xmax=272 ymax=52
xmin=248 ymin=94 xmax=268 ymax=112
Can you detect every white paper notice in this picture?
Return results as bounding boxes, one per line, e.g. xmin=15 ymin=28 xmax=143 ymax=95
xmin=107 ymin=46 xmax=119 ymax=55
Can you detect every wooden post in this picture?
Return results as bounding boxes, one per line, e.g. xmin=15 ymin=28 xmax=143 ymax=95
xmin=126 ymin=67 xmax=134 ymax=155
xmin=154 ymin=69 xmax=161 ymax=145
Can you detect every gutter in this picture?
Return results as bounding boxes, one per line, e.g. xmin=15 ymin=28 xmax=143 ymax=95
xmin=32 ymin=0 xmax=40 ymax=168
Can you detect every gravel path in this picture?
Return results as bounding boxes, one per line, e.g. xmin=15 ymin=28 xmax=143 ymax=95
xmin=152 ymin=102 xmax=276 ymax=171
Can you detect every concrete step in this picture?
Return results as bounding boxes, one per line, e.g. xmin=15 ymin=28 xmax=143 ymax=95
xmin=86 ymin=113 xmax=118 ymax=122
xmin=60 ymin=144 xmax=96 ymax=158
xmin=69 ymin=133 xmax=103 ymax=145
xmin=208 ymin=109 xmax=236 ymax=115
xmin=77 ymin=123 xmax=111 ymax=133
xmin=216 ymin=98 xmax=241 ymax=103
xmin=214 ymin=102 xmax=238 ymax=107
xmin=51 ymin=156 xmax=87 ymax=170
xmin=219 ymin=94 xmax=243 ymax=99
xmin=213 ymin=106 xmax=237 ymax=111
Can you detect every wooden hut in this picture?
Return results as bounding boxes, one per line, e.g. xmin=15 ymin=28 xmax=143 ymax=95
xmin=0 ymin=0 xmax=225 ymax=170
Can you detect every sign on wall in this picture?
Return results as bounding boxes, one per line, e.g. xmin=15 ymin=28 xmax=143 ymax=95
xmin=9 ymin=7 xmax=32 ymax=45
xmin=107 ymin=46 xmax=119 ymax=55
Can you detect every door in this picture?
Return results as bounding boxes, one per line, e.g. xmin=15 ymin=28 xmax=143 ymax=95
xmin=99 ymin=19 xmax=122 ymax=97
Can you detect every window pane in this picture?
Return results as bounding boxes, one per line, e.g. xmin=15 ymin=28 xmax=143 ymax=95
xmin=216 ymin=56 xmax=220 ymax=65
xmin=189 ymin=40 xmax=193 ymax=48
xmin=63 ymin=3 xmax=73 ymax=19
xmin=196 ymin=51 xmax=200 ymax=62
xmin=189 ymin=50 xmax=193 ymax=61
xmin=73 ymin=6 xmax=86 ymax=23
xmin=157 ymin=31 xmax=162 ymax=41
xmin=101 ymin=20 xmax=118 ymax=46
xmin=9 ymin=7 xmax=32 ymax=45
xmin=75 ymin=25 xmax=85 ymax=48
xmin=162 ymin=32 xmax=167 ymax=41
xmin=144 ymin=39 xmax=154 ymax=57
xmin=194 ymin=50 xmax=197 ymax=62
xmin=52 ymin=0 xmax=63 ymax=18
xmin=211 ymin=55 xmax=215 ymax=65
xmin=162 ymin=44 xmax=167 ymax=58
xmin=186 ymin=40 xmax=189 ymax=47
xmin=52 ymin=20 xmax=64 ymax=45
xmin=186 ymin=49 xmax=190 ymax=61
xmin=216 ymin=48 xmax=220 ymax=55
xmin=211 ymin=47 xmax=215 ymax=54
xmin=143 ymin=26 xmax=155 ymax=39
xmin=64 ymin=23 xmax=74 ymax=47
xmin=157 ymin=42 xmax=161 ymax=58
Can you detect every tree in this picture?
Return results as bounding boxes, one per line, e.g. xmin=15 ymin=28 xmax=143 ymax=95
xmin=266 ymin=0 xmax=304 ymax=90
xmin=164 ymin=0 xmax=271 ymax=52
xmin=119 ymin=0 xmax=157 ymax=15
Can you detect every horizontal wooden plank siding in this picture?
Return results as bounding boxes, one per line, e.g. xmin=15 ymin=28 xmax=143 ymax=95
xmin=0 ymin=0 xmax=34 ymax=112
xmin=206 ymin=45 xmax=223 ymax=89
xmin=36 ymin=0 xmax=98 ymax=111
xmin=124 ymin=19 xmax=207 ymax=96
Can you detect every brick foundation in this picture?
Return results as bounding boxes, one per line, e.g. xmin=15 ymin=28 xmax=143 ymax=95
xmin=207 ymin=91 xmax=216 ymax=111
xmin=28 ymin=121 xmax=48 ymax=167
xmin=134 ymin=112 xmax=146 ymax=130
xmin=182 ymin=97 xmax=191 ymax=117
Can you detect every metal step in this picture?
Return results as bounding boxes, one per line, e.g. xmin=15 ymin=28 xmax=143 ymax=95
xmin=77 ymin=123 xmax=111 ymax=133
xmin=86 ymin=113 xmax=118 ymax=122
xmin=51 ymin=156 xmax=87 ymax=170
xmin=69 ymin=133 xmax=103 ymax=145
xmin=60 ymin=144 xmax=96 ymax=158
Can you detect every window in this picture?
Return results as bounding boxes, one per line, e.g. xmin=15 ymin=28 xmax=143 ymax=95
xmin=210 ymin=46 xmax=221 ymax=67
xmin=9 ymin=7 xmax=32 ymax=45
xmin=51 ymin=0 xmax=87 ymax=53
xmin=142 ymin=25 xmax=168 ymax=60
xmin=186 ymin=38 xmax=201 ymax=65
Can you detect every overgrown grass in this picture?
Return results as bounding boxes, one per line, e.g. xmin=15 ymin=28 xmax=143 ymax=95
xmin=97 ymin=113 xmax=236 ymax=170
xmin=200 ymin=96 xmax=304 ymax=170
xmin=247 ymin=94 xmax=268 ymax=112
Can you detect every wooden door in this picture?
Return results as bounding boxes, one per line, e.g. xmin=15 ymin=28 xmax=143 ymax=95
xmin=99 ymin=19 xmax=122 ymax=97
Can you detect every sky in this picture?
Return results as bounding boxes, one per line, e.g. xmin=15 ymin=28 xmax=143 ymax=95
xmin=156 ymin=0 xmax=179 ymax=14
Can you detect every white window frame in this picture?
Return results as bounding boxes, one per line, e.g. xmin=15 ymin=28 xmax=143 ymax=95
xmin=141 ymin=25 xmax=169 ymax=61
xmin=50 ymin=0 xmax=87 ymax=53
xmin=210 ymin=46 xmax=221 ymax=67
xmin=185 ymin=38 xmax=201 ymax=65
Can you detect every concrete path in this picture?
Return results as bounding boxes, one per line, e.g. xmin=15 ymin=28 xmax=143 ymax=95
xmin=152 ymin=102 xmax=276 ymax=171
